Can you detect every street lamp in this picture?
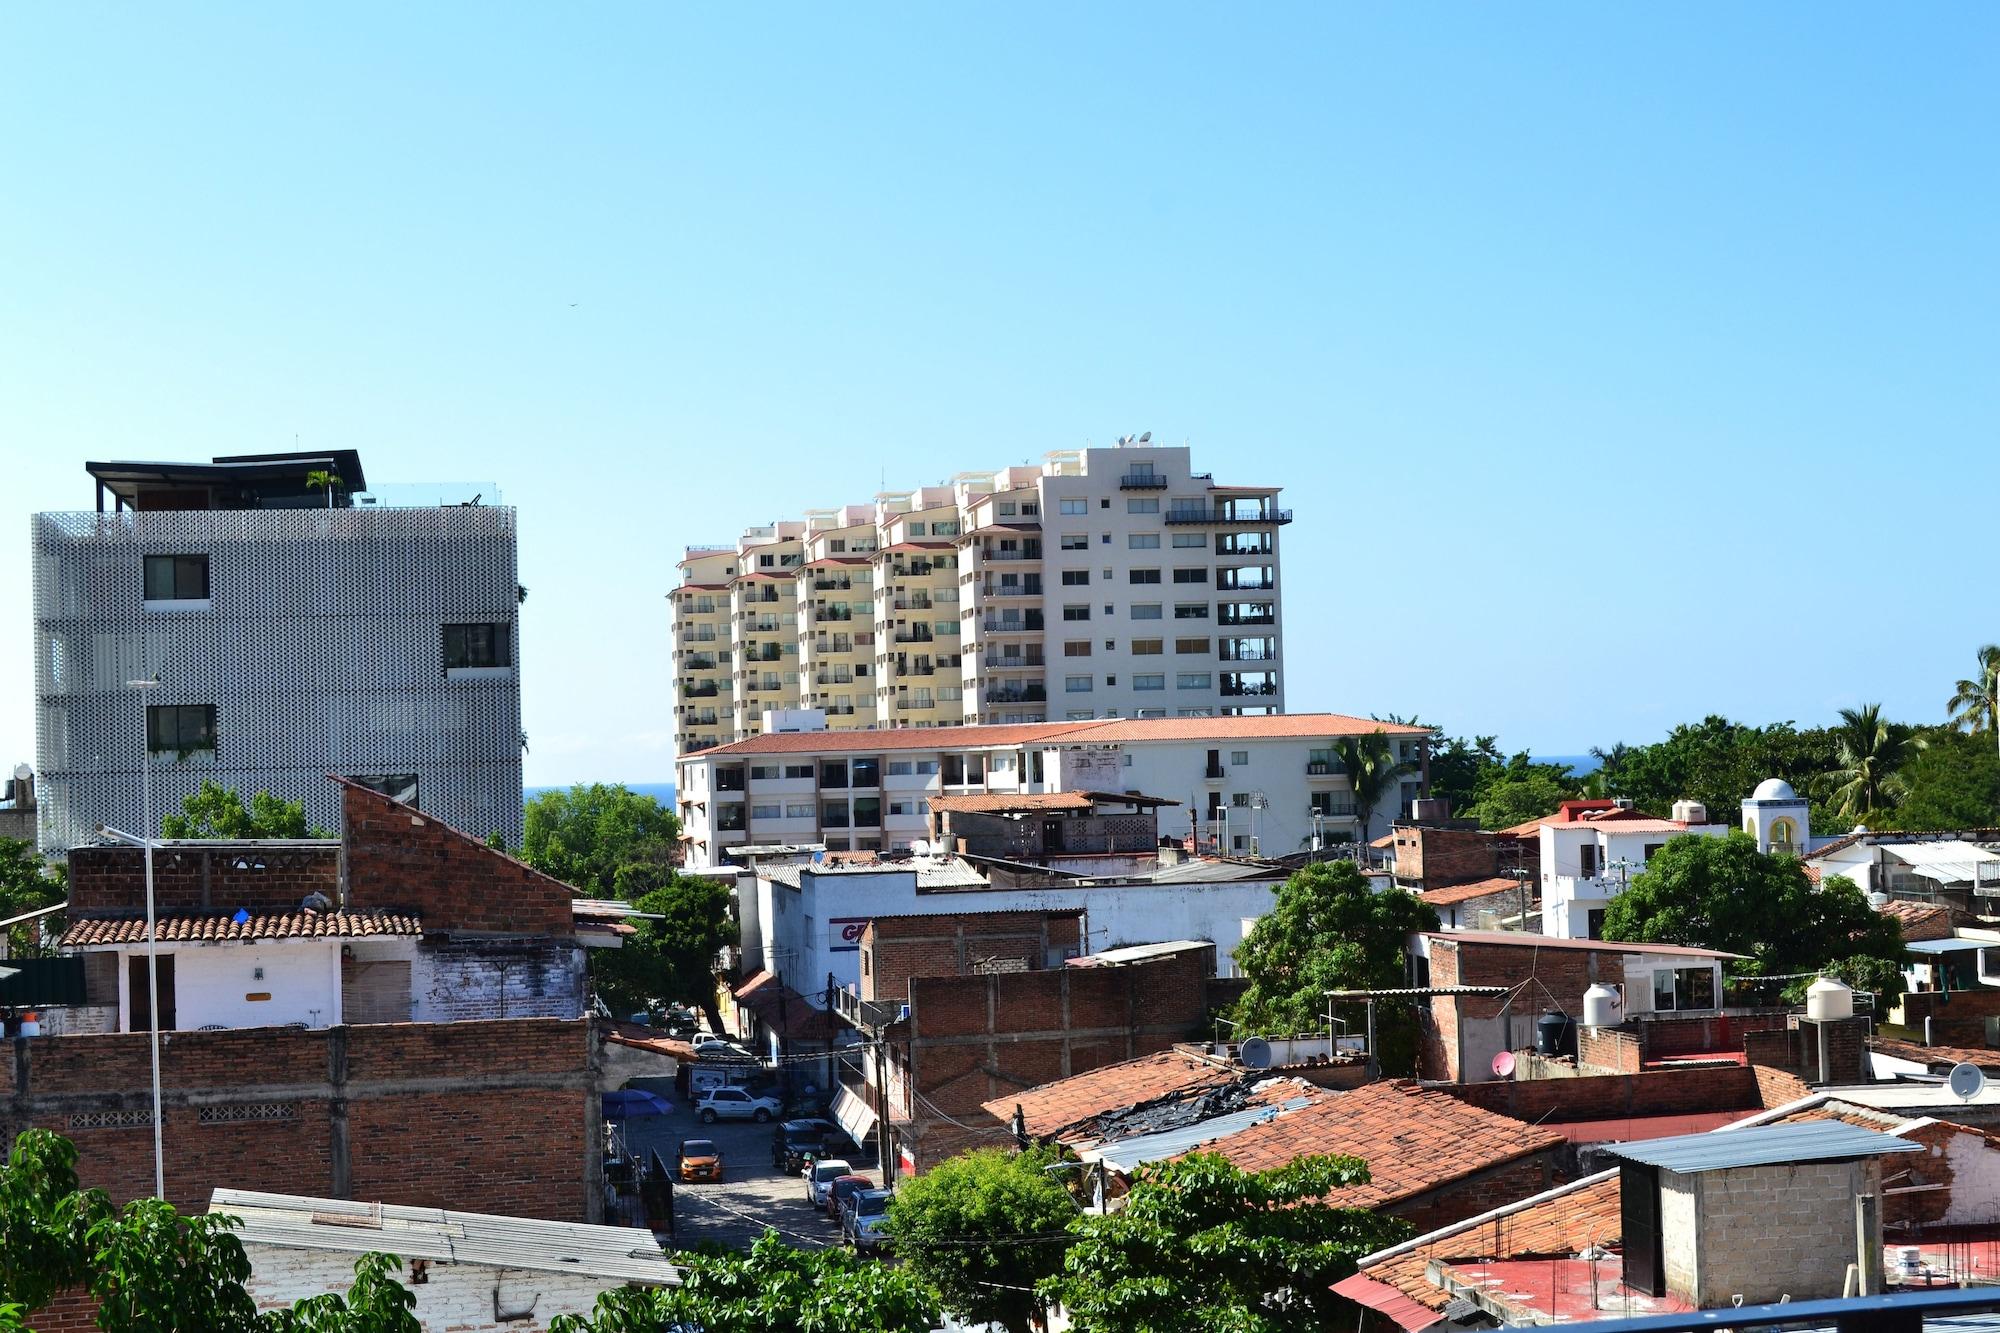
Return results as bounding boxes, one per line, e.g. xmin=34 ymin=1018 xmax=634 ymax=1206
xmin=112 ymin=676 xmax=166 ymax=1200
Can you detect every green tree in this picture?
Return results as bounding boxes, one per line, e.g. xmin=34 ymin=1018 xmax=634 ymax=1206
xmin=161 ymin=781 xmax=323 ymax=839
xmin=552 ymin=1232 xmax=939 ymax=1333
xmin=1883 ymin=728 xmax=2000 ymax=830
xmin=591 ymin=866 xmax=735 ymax=1032
xmin=1334 ymin=731 xmax=1415 ymax=841
xmin=1605 ymin=716 xmax=1841 ymax=827
xmin=1601 ymin=834 xmax=1905 ymax=1004
xmin=522 ymin=784 xmax=680 ymax=896
xmin=888 ymin=1146 xmax=1079 ymax=1333
xmin=303 ymin=468 xmax=344 ymax=508
xmin=1233 ymin=861 xmax=1437 ymax=1073
xmin=1948 ymin=644 xmax=2000 ymax=757
xmin=1044 ymin=1151 xmax=1410 ymax=1333
xmin=1423 ymin=734 xmax=1504 ymax=817
xmin=1824 ymin=704 xmax=1923 ymax=823
xmin=1467 ymin=768 xmax=1576 ymax=830
xmin=0 ymin=840 xmax=64 ymax=958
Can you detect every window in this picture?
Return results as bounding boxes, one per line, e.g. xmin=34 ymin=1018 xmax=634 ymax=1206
xmin=1101 ymin=498 xmax=1111 ymax=509
xmin=1172 ymin=532 xmax=1206 ymax=548
xmin=786 ymin=802 xmax=815 ymax=818
xmin=146 ymin=704 xmax=216 ymax=755
xmin=1174 ymin=604 xmax=1211 ymax=620
xmin=1060 ymin=533 xmax=1089 ymax=550
xmin=1232 ymin=792 xmax=1251 ymax=808
xmin=1100 ymin=533 xmax=1111 ymax=544
xmin=1126 ymin=498 xmax=1159 ymax=514
xmin=1131 ymin=639 xmax=1163 ymax=655
xmin=1064 ymin=641 xmax=1093 ymax=657
xmin=1061 ymin=570 xmax=1090 ymax=585
xmin=992 ymin=755 xmax=1015 ymax=770
xmin=1065 ymin=675 xmax=1093 ymax=693
xmin=143 ymin=555 xmax=210 ymax=601
xmin=751 ymin=804 xmax=781 ymax=819
xmin=1063 ymin=604 xmax=1091 ymax=621
xmin=1022 ymin=502 xmax=1039 ymax=516
xmin=1128 ymin=569 xmax=1161 ymax=584
xmin=1175 ymin=637 xmax=1210 ymax=653
xmin=997 ymin=501 xmax=1016 ymax=517
xmin=750 ymin=765 xmax=779 ymax=780
xmin=1128 ymin=534 xmax=1160 ymax=549
xmin=443 ymin=624 xmax=511 ymax=669
xmin=1176 ymin=672 xmax=1211 ymax=689
xmin=913 ymin=760 xmax=940 ymax=774
xmin=1134 ymin=674 xmax=1165 ymax=691
xmin=784 ymin=763 xmax=814 ymax=779
xmin=1130 ymin=604 xmax=1163 ymax=620
xmin=1172 ymin=568 xmax=1208 ymax=584
xmin=820 ymin=761 xmax=849 ymax=788
xmin=1651 ymin=966 xmax=1716 ymax=1011
xmin=888 ymin=799 xmax=912 ymax=816
xmin=1105 ymin=675 xmax=1116 ymax=686
xmin=1587 ymin=908 xmax=1607 ymax=940
xmin=1066 ymin=709 xmax=1094 ymax=720
xmin=850 ymin=757 xmax=880 ymax=786
xmin=1060 ymin=498 xmax=1088 ymax=515
xmin=1232 ymin=750 xmax=1250 ymax=765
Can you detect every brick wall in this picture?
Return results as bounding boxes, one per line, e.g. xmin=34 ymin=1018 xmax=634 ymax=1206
xmin=341 ymin=782 xmax=576 ymax=935
xmin=1390 ymin=1154 xmax=1560 ymax=1235
xmin=1577 ymin=1025 xmax=1644 ymax=1074
xmin=1425 ymin=939 xmax=1623 ymax=1082
xmin=1395 ymin=827 xmax=1516 ymax=888
xmin=28 ymin=1291 xmax=99 ymax=1333
xmin=1902 ymin=989 xmax=2000 ymax=1025
xmin=1751 ymin=1061 xmax=1812 ymax=1107
xmin=860 ymin=911 xmax=1084 ymax=1002
xmin=413 ymin=936 xmax=587 ymax=1022
xmin=1446 ymin=1066 xmax=1760 ymax=1123
xmin=68 ymin=844 xmax=340 ymax=915
xmin=1740 ymin=1016 xmax=1870 ymax=1087
xmin=0 ymin=1018 xmax=596 ymax=1221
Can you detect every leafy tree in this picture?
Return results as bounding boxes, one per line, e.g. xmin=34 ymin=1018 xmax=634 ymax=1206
xmin=1043 ymin=1151 xmax=1411 ymax=1333
xmin=0 ymin=839 xmax=64 ymax=958
xmin=162 ymin=780 xmax=324 ymax=839
xmin=1334 ymin=731 xmax=1414 ymax=841
xmin=888 ymin=1146 xmax=1079 ymax=1333
xmin=1883 ymin=729 xmax=2000 ymax=830
xmin=1605 ymin=716 xmax=1841 ymax=827
xmin=552 ymin=1232 xmax=939 ymax=1333
xmin=1423 ymin=734 xmax=1504 ymax=817
xmin=1824 ymin=704 xmax=1924 ymax=822
xmin=522 ymin=784 xmax=680 ymax=896
xmin=1948 ymin=644 xmax=2000 ymax=756
xmin=1233 ymin=861 xmax=1437 ymax=1073
xmin=591 ymin=866 xmax=735 ymax=1032
xmin=1601 ymin=834 xmax=1905 ymax=1003
xmin=1467 ymin=768 xmax=1576 ymax=831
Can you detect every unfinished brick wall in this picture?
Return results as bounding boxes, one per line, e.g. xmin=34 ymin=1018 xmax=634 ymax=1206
xmin=1395 ymin=827 xmax=1518 ymax=888
xmin=1446 ymin=1067 xmax=1760 ymax=1123
xmin=1576 ymin=1025 xmax=1644 ymax=1074
xmin=67 ymin=844 xmax=340 ymax=916
xmin=1751 ymin=1061 xmax=1812 ymax=1107
xmin=860 ymin=911 xmax=1084 ymax=1002
xmin=341 ymin=781 xmax=576 ymax=935
xmin=1739 ymin=1016 xmax=1870 ymax=1087
xmin=1425 ymin=939 xmax=1617 ymax=1082
xmin=0 ymin=1018 xmax=597 ymax=1221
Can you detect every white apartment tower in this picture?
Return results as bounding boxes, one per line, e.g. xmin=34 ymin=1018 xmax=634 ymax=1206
xmin=671 ymin=441 xmax=1287 ymax=751
xmin=31 ymin=451 xmax=524 ymax=851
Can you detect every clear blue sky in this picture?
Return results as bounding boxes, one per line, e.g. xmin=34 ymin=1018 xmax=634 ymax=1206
xmin=3 ymin=5 xmax=1994 ymax=786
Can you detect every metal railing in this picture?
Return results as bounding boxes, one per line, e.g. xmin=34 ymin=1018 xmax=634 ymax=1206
xmin=1164 ymin=508 xmax=1293 ymax=525
xmin=1119 ymin=474 xmax=1169 ymax=490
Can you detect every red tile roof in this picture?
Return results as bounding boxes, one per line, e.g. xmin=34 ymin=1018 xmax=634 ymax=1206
xmin=61 ymin=911 xmax=420 ymax=946
xmin=1203 ymin=1080 xmax=1564 ymax=1209
xmin=1421 ymin=877 xmax=1519 ymax=907
xmin=1430 ymin=930 xmax=1746 ymax=960
xmin=1878 ymin=900 xmax=1966 ymax=941
xmin=603 ymin=1021 xmax=699 ymax=1063
xmin=1869 ymin=1036 xmax=2000 ymax=1072
xmin=930 ymin=792 xmax=1096 ymax=815
xmin=980 ymin=1049 xmax=1236 ymax=1138
xmin=689 ymin=713 xmax=1432 ymax=758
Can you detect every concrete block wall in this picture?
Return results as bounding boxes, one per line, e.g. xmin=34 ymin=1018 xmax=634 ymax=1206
xmin=1663 ymin=1158 xmax=1878 ymax=1307
xmin=237 ymin=1244 xmax=636 ymax=1333
xmin=413 ymin=937 xmax=587 ymax=1022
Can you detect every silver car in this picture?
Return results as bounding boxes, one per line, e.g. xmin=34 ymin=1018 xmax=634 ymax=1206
xmin=805 ymin=1157 xmax=852 ymax=1208
xmin=695 ymin=1086 xmax=783 ymax=1124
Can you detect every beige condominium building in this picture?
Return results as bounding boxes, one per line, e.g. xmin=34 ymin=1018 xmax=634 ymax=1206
xmin=671 ymin=439 xmax=1288 ymax=754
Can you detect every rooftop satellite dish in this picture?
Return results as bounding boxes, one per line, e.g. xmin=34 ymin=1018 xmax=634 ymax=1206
xmin=1238 ymin=1036 xmax=1274 ymax=1070
xmin=1138 ymin=431 xmax=1151 ymax=443
xmin=1492 ymin=1050 xmax=1517 ymax=1079
xmin=12 ymin=764 xmax=29 ymax=781
xmin=1948 ymin=1061 xmax=1987 ymax=1102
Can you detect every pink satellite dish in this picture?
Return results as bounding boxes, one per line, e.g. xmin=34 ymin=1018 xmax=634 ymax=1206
xmin=1492 ymin=1050 xmax=1517 ymax=1078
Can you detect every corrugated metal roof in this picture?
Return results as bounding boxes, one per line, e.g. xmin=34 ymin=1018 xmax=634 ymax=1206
xmin=209 ymin=1189 xmax=681 ymax=1285
xmin=1603 ymin=1120 xmax=1921 ymax=1174
xmin=1905 ymin=937 xmax=1985 ymax=955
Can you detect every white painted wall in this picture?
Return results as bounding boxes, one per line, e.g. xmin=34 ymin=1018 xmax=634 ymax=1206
xmin=237 ymin=1242 xmax=646 ymax=1332
xmin=1538 ymin=823 xmax=1728 ymax=939
xmin=110 ymin=940 xmax=344 ymax=1030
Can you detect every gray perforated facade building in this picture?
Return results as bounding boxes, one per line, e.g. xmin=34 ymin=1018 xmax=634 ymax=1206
xmin=31 ymin=452 xmax=524 ymax=851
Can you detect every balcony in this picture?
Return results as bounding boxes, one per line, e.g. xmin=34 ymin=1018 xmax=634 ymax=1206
xmin=891 ymin=597 xmax=933 ymax=611
xmin=682 ymin=654 xmax=718 ymax=670
xmin=683 ymin=683 xmax=720 ymax=698
xmin=979 ymin=548 xmax=1042 ymax=562
xmin=749 ymin=645 xmax=784 ymax=662
xmin=983 ymin=685 xmax=1046 ymax=704
xmin=813 ymin=607 xmax=852 ymax=623
xmin=892 ymin=628 xmax=934 ymax=644
xmin=983 ymin=655 xmax=1045 ymax=670
xmin=1204 ymin=763 xmax=1225 ymax=780
xmin=981 ymin=614 xmax=1044 ymax=633
xmin=1119 ymin=473 xmax=1169 ymax=490
xmin=1215 ymin=541 xmax=1273 ymax=558
xmin=812 ymin=577 xmax=852 ymax=591
xmin=813 ymin=672 xmax=855 ymax=686
xmin=1218 ymin=607 xmax=1275 ymax=626
xmin=1220 ymin=681 xmax=1278 ymax=698
xmin=1164 ymin=507 xmax=1293 ymax=525
xmin=980 ymin=584 xmax=1042 ymax=598
xmin=893 ymin=698 xmax=939 ymax=712
xmin=1306 ymin=761 xmax=1332 ymax=776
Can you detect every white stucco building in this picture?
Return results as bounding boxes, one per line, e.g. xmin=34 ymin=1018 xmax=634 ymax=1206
xmin=1538 ymin=803 xmax=1729 ymax=939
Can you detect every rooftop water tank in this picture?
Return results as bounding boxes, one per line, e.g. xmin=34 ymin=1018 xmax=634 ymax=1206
xmin=1535 ymin=1012 xmax=1576 ymax=1058
xmin=1806 ymin=976 xmax=1854 ymax=1022
xmin=1671 ymin=799 xmax=1708 ymax=824
xmin=1583 ymin=983 xmax=1623 ymax=1029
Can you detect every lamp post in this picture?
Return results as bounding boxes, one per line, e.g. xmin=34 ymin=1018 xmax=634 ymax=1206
xmin=121 ymin=676 xmax=166 ymax=1199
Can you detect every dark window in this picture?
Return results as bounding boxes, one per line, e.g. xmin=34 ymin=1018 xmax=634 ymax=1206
xmin=143 ymin=555 xmax=210 ymax=600
xmin=1587 ymin=908 xmax=1606 ymax=939
xmin=850 ymin=757 xmax=880 ymax=787
xmin=1579 ymin=844 xmax=1599 ymax=878
xmin=1172 ymin=568 xmax=1208 ymax=584
xmin=1128 ymin=569 xmax=1160 ymax=585
xmin=1061 ymin=570 xmax=1090 ymax=585
xmin=146 ymin=704 xmax=216 ymax=755
xmin=442 ymin=624 xmax=511 ymax=669
xmin=820 ymin=762 xmax=849 ymax=789
xmin=347 ymin=773 xmax=419 ymax=805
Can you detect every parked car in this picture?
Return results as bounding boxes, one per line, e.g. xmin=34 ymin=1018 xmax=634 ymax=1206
xmin=843 ymin=1188 xmax=893 ymax=1253
xmin=677 ymin=1139 xmax=723 ymax=1183
xmin=805 ymin=1158 xmax=853 ymax=1209
xmin=772 ymin=1119 xmax=839 ymax=1172
xmin=696 ymin=1087 xmax=784 ymax=1124
xmin=823 ymin=1173 xmax=874 ymax=1218
xmin=692 ymin=1036 xmax=754 ymax=1059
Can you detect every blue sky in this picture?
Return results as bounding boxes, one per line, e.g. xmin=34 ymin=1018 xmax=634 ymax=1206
xmin=3 ymin=5 xmax=1994 ymax=786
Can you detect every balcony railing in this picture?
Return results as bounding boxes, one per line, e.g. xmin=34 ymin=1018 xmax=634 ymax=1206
xmin=682 ymin=654 xmax=718 ymax=670
xmin=982 ymin=615 xmax=1044 ymax=632
xmin=1119 ymin=473 xmax=1169 ymax=490
xmin=892 ymin=628 xmax=934 ymax=644
xmin=814 ymin=607 xmax=852 ymax=622
xmin=983 ymin=656 xmax=1045 ymax=669
xmin=812 ymin=578 xmax=852 ymax=591
xmin=979 ymin=549 xmax=1042 ymax=561
xmin=984 ymin=685 xmax=1046 ymax=704
xmin=1220 ymin=681 xmax=1278 ymax=697
xmin=684 ymin=683 xmax=720 ymax=698
xmin=1164 ymin=508 xmax=1293 ymax=525
xmin=1218 ymin=608 xmax=1275 ymax=626
xmin=891 ymin=597 xmax=933 ymax=611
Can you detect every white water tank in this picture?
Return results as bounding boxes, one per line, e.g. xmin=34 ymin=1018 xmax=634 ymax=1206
xmin=1583 ymin=983 xmax=1623 ymax=1028
xmin=1806 ymin=976 xmax=1854 ymax=1022
xmin=1671 ymin=799 xmax=1708 ymax=824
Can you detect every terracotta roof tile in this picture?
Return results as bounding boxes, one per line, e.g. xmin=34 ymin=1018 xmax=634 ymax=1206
xmin=61 ymin=911 xmax=419 ymax=946
xmin=1878 ymin=900 xmax=1967 ymax=941
xmin=1869 ymin=1036 xmax=2000 ymax=1072
xmin=1362 ymin=1173 xmax=1622 ymax=1314
xmin=1203 ymin=1080 xmax=1564 ymax=1209
xmin=980 ymin=1050 xmax=1236 ymax=1138
xmin=1421 ymin=877 xmax=1520 ymax=907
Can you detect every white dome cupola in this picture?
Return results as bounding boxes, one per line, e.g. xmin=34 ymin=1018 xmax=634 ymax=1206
xmin=1743 ymin=777 xmax=1810 ymax=855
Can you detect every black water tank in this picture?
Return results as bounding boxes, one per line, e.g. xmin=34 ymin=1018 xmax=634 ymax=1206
xmin=1535 ymin=1011 xmax=1576 ymax=1057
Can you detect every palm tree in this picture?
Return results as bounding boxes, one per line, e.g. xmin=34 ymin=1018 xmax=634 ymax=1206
xmin=1947 ymin=644 xmax=2000 ymax=757
xmin=1336 ymin=730 xmax=1416 ymax=843
xmin=304 ymin=469 xmax=344 ymax=509
xmin=1824 ymin=703 xmax=1924 ymax=823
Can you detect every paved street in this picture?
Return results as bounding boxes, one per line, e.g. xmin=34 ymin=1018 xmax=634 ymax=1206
xmin=617 ymin=1101 xmax=878 ymax=1252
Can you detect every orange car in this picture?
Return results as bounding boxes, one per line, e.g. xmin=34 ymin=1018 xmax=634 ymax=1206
xmin=678 ymin=1138 xmax=723 ymax=1183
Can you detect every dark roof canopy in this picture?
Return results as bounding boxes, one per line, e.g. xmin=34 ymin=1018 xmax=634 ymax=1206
xmin=87 ymin=450 xmax=368 ymax=509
